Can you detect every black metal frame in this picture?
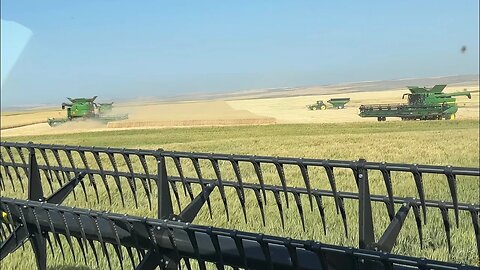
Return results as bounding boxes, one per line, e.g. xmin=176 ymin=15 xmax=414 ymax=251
xmin=1 ymin=141 xmax=479 ymax=269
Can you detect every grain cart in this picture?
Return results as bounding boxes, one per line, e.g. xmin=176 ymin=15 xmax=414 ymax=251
xmin=47 ymin=96 xmax=128 ymax=126
xmin=307 ymin=97 xmax=350 ymax=110
xmin=359 ymin=85 xmax=475 ymax=121
xmin=327 ymin=97 xmax=350 ymax=109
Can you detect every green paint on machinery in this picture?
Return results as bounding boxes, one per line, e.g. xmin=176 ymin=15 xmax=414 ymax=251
xmin=327 ymin=98 xmax=351 ymax=109
xmin=47 ymin=96 xmax=128 ymax=127
xmin=307 ymin=98 xmax=350 ymax=110
xmin=307 ymin=100 xmax=327 ymax=110
xmin=359 ymin=85 xmax=475 ymax=121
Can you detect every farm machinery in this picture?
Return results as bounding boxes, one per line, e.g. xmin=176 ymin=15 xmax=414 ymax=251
xmin=307 ymin=98 xmax=350 ymax=110
xmin=307 ymin=100 xmax=327 ymax=110
xmin=359 ymin=85 xmax=475 ymax=121
xmin=0 ymin=141 xmax=479 ymax=269
xmin=47 ymin=96 xmax=128 ymax=127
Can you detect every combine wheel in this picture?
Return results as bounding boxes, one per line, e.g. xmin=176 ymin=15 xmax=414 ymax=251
xmin=377 ymin=116 xmax=386 ymax=122
xmin=445 ymin=114 xmax=455 ymax=120
xmin=320 ymin=105 xmax=327 ymax=110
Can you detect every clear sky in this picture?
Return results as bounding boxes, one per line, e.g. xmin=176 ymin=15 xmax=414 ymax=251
xmin=1 ymin=1 xmax=479 ymax=107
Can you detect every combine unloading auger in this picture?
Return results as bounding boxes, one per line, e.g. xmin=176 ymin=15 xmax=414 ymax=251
xmin=1 ymin=141 xmax=479 ymax=269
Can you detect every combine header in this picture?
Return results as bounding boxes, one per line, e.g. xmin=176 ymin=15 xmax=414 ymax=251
xmin=359 ymin=85 xmax=475 ymax=121
xmin=47 ymin=96 xmax=128 ymax=126
xmin=0 ymin=141 xmax=479 ymax=269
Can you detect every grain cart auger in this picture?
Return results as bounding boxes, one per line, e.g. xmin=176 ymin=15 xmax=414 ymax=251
xmin=359 ymin=85 xmax=477 ymax=121
xmin=47 ymin=96 xmax=128 ymax=127
xmin=1 ymin=141 xmax=479 ymax=269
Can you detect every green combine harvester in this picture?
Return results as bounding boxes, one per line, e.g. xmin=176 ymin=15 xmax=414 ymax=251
xmin=307 ymin=98 xmax=350 ymax=110
xmin=47 ymin=96 xmax=128 ymax=127
xmin=359 ymin=85 xmax=474 ymax=121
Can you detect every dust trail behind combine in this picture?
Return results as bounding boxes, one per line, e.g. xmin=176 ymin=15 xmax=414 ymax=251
xmin=1 ymin=100 xmax=275 ymax=137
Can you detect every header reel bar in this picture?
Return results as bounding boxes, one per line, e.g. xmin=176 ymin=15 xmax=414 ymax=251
xmin=2 ymin=161 xmax=479 ymax=250
xmin=1 ymin=141 xmax=479 ymax=268
xmin=1 ymin=141 xmax=478 ymax=216
xmin=1 ymin=147 xmax=212 ymax=270
xmin=1 ymin=197 xmax=477 ymax=270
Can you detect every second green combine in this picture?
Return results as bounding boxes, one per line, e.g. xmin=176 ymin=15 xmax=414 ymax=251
xmin=359 ymin=85 xmax=475 ymax=121
xmin=47 ymin=96 xmax=128 ymax=127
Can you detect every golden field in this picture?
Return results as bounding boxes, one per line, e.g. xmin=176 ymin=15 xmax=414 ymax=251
xmin=0 ymin=78 xmax=479 ymax=269
xmin=1 ymin=84 xmax=478 ymax=137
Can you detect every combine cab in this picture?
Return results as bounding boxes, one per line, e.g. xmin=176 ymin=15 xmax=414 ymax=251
xmin=48 ymin=96 xmax=128 ymax=126
xmin=359 ymin=85 xmax=474 ymax=121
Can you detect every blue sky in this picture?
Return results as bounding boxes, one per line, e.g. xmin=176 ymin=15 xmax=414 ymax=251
xmin=1 ymin=1 xmax=479 ymax=107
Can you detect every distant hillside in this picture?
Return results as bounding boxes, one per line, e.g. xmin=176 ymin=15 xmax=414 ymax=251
xmin=167 ymin=74 xmax=479 ymax=101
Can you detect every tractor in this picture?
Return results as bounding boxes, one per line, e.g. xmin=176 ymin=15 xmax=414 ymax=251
xmin=307 ymin=100 xmax=327 ymax=110
xmin=307 ymin=98 xmax=350 ymax=110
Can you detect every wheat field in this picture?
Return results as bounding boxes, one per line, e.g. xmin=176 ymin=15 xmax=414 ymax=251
xmin=1 ymin=120 xmax=479 ymax=269
xmin=2 ymin=84 xmax=478 ymax=138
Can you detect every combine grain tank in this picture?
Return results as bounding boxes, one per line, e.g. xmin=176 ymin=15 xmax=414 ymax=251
xmin=359 ymin=85 xmax=474 ymax=121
